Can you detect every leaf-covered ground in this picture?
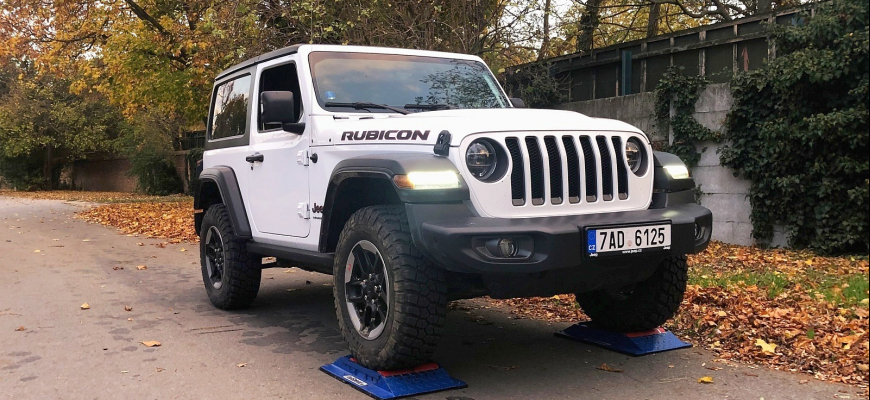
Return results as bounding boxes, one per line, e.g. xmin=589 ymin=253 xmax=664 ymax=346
xmin=9 ymin=191 xmax=867 ymax=389
xmin=0 ymin=190 xmax=188 ymax=203
xmin=77 ymin=199 xmax=198 ymax=243
xmin=494 ymin=242 xmax=869 ymax=387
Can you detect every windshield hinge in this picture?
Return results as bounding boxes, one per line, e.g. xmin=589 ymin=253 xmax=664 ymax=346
xmin=433 ymin=131 xmax=451 ymax=156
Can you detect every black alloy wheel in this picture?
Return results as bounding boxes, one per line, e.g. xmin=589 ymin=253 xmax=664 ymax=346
xmin=204 ymin=226 xmax=225 ymax=289
xmin=344 ymin=240 xmax=390 ymax=340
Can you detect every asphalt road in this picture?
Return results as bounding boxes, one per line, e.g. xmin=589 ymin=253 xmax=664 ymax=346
xmin=0 ymin=197 xmax=862 ymax=400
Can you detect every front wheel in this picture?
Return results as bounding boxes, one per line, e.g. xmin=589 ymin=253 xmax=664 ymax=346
xmin=575 ymin=256 xmax=688 ymax=332
xmin=333 ymin=205 xmax=447 ymax=371
xmin=199 ymin=204 xmax=261 ymax=309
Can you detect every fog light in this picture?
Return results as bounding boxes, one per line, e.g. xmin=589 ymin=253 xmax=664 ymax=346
xmin=496 ymin=238 xmax=518 ymax=258
xmin=694 ymin=223 xmax=702 ymax=240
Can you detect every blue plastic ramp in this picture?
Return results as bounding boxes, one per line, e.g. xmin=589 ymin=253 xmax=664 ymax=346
xmin=556 ymin=322 xmax=691 ymax=356
xmin=320 ymin=355 xmax=467 ymax=400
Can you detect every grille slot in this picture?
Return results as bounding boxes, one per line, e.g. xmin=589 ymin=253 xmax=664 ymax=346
xmin=561 ymin=136 xmax=581 ymax=203
xmin=596 ymin=136 xmax=614 ymax=201
xmin=525 ymin=137 xmax=545 ymax=205
xmin=579 ymin=136 xmax=597 ymax=202
xmin=543 ymin=136 xmax=563 ymax=205
xmin=505 ymin=137 xmax=525 ymax=206
xmin=611 ymin=136 xmax=629 ymax=200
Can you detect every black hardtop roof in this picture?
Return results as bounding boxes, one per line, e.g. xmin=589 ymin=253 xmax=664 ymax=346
xmin=215 ymin=44 xmax=303 ymax=81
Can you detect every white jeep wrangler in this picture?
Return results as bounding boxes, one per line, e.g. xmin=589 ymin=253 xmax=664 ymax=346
xmin=194 ymin=44 xmax=712 ymax=370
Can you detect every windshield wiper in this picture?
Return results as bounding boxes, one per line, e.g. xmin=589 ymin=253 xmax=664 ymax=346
xmin=403 ymin=104 xmax=456 ymax=111
xmin=324 ymin=102 xmax=411 ymax=115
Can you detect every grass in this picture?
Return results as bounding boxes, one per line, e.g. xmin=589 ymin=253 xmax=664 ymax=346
xmin=689 ymin=265 xmax=869 ymax=308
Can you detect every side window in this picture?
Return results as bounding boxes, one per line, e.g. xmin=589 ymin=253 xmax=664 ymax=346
xmin=258 ymin=63 xmax=302 ymax=131
xmin=210 ymin=75 xmax=251 ymax=140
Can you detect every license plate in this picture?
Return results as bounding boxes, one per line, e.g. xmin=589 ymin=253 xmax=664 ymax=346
xmin=586 ymin=224 xmax=671 ymax=257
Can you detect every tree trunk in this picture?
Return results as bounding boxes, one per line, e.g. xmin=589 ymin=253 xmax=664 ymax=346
xmin=577 ymin=0 xmax=601 ymax=54
xmin=539 ymin=0 xmax=552 ymax=60
xmin=647 ymin=2 xmax=661 ymax=38
xmin=43 ymin=144 xmax=53 ymax=190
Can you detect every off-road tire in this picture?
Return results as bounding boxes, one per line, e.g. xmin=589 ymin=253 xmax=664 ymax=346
xmin=199 ymin=204 xmax=261 ymax=309
xmin=333 ymin=205 xmax=448 ymax=370
xmin=576 ymin=256 xmax=688 ymax=332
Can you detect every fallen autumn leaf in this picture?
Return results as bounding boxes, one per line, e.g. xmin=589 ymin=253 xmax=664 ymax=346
xmin=80 ymin=303 xmax=90 ymax=310
xmin=755 ymin=339 xmax=777 ymax=355
xmin=140 ymin=341 xmax=161 ymax=347
xmin=596 ymin=363 xmax=623 ymax=373
xmin=698 ymin=376 xmax=714 ymax=384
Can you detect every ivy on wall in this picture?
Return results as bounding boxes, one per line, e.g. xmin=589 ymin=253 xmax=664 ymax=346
xmin=654 ymin=66 xmax=722 ymax=167
xmin=719 ymin=0 xmax=868 ymax=254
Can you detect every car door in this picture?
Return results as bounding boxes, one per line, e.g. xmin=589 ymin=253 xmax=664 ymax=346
xmin=243 ymin=58 xmax=311 ymax=238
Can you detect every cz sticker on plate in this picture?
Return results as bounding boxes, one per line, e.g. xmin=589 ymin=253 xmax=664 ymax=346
xmin=587 ymin=224 xmax=671 ymax=257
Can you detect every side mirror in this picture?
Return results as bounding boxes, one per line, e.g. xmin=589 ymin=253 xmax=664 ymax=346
xmin=509 ymin=98 xmax=526 ymax=108
xmin=260 ymin=91 xmax=305 ymax=134
xmin=261 ymin=91 xmax=296 ymax=123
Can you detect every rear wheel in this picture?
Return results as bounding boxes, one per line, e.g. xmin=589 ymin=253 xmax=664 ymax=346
xmin=199 ymin=204 xmax=261 ymax=309
xmin=333 ymin=205 xmax=448 ymax=370
xmin=576 ymin=256 xmax=687 ymax=332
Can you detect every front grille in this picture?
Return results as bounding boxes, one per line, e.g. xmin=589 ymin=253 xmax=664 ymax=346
xmin=611 ymin=136 xmax=629 ymax=199
xmin=505 ymin=138 xmax=525 ymax=206
xmin=578 ymin=136 xmax=597 ymax=202
xmin=506 ymin=134 xmax=631 ymax=207
xmin=543 ymin=136 xmax=563 ymax=205
xmin=525 ymin=136 xmax=545 ymax=205
xmin=596 ymin=136 xmax=614 ymax=201
xmin=561 ymin=136 xmax=580 ymax=203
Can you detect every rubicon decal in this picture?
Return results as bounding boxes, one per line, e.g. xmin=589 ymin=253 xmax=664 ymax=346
xmin=341 ymin=130 xmax=430 ymax=141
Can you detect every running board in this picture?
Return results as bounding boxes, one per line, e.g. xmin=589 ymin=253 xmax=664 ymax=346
xmin=246 ymin=242 xmax=334 ymax=274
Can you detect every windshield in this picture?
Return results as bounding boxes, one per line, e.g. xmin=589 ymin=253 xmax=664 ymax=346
xmin=309 ymin=52 xmax=509 ymax=112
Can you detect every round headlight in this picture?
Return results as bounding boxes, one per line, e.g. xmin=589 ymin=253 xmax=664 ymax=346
xmin=466 ymin=140 xmax=497 ymax=180
xmin=625 ymin=139 xmax=644 ymax=174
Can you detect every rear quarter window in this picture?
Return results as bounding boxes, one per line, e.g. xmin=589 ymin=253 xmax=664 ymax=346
xmin=210 ymin=75 xmax=251 ymax=140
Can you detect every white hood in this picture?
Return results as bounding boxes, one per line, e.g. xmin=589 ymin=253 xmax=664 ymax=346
xmin=320 ymin=108 xmax=645 ymax=146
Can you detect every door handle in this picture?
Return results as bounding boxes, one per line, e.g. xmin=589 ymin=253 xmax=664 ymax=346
xmin=246 ymin=153 xmax=264 ymax=163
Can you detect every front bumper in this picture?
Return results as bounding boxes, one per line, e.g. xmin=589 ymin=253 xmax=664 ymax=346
xmin=407 ymin=202 xmax=712 ymax=275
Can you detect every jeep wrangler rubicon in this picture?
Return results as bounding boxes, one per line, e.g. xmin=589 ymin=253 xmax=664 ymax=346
xmin=194 ymin=44 xmax=712 ymax=370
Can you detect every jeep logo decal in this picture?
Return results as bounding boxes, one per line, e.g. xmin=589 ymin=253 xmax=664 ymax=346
xmin=340 ymin=130 xmax=430 ymax=141
xmin=312 ymin=203 xmax=324 ymax=213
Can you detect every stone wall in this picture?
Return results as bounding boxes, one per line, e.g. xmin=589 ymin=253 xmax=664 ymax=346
xmin=558 ymin=83 xmax=766 ymax=246
xmin=70 ymin=152 xmax=191 ymax=193
xmin=71 ymin=158 xmax=137 ymax=192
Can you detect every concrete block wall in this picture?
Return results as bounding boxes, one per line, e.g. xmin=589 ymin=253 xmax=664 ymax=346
xmin=560 ymin=92 xmax=663 ymax=144
xmin=558 ymin=83 xmax=763 ymax=246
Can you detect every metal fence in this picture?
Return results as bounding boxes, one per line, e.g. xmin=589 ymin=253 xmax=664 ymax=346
xmin=175 ymin=130 xmax=206 ymax=151
xmin=504 ymin=4 xmax=814 ymax=103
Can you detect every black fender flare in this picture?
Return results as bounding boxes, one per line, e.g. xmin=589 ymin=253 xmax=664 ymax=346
xmin=195 ymin=166 xmax=252 ymax=238
xmin=317 ymin=153 xmax=470 ymax=253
